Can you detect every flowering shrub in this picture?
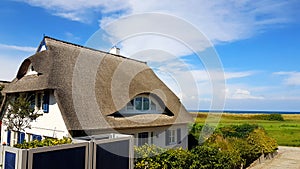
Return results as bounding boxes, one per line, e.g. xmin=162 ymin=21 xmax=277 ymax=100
xmin=14 ymin=137 xmax=72 ymax=149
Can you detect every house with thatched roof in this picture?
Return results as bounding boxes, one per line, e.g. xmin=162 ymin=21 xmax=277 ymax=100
xmin=0 ymin=36 xmax=193 ymax=148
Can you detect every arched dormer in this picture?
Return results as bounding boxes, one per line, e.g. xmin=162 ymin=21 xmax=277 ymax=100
xmin=25 ymin=63 xmax=38 ymax=76
xmin=16 ymin=59 xmax=38 ymax=79
xmin=111 ymin=93 xmax=174 ymax=117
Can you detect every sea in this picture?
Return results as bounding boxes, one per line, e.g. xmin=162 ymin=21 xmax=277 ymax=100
xmin=189 ymin=110 xmax=300 ymax=114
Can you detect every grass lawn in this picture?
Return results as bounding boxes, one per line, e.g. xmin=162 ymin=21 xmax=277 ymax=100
xmin=191 ymin=113 xmax=300 ymax=147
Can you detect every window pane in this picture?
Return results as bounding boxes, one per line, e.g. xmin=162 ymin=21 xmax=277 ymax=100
xmin=138 ymin=132 xmax=149 ymax=146
xmin=37 ymin=93 xmax=42 ymax=110
xmin=169 ymin=130 xmax=176 ymax=144
xmin=28 ymin=93 xmax=35 ymax=110
xmin=135 ymin=97 xmax=142 ymax=110
xmin=150 ymin=132 xmax=154 ymax=144
xmin=143 ymin=97 xmax=149 ymax=110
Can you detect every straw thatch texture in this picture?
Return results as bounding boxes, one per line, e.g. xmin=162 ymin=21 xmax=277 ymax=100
xmin=2 ymin=37 xmax=193 ymax=131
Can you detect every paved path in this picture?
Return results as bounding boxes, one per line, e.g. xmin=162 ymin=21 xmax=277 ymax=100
xmin=249 ymin=146 xmax=300 ymax=169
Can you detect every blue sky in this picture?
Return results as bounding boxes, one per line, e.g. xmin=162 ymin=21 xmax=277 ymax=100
xmin=1 ymin=0 xmax=300 ymax=111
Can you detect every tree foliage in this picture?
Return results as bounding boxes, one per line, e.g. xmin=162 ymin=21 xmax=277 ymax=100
xmin=3 ymin=94 xmax=40 ymax=132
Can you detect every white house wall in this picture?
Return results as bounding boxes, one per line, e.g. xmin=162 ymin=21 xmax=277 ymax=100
xmin=25 ymin=93 xmax=69 ymax=139
xmin=118 ymin=124 xmax=189 ymax=149
xmin=157 ymin=124 xmax=188 ymax=149
xmin=1 ymin=93 xmax=69 ymax=145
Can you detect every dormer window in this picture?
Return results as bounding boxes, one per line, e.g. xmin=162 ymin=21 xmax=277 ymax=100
xmin=110 ymin=94 xmax=174 ymax=117
xmin=135 ymin=97 xmax=149 ymax=111
xmin=25 ymin=63 xmax=38 ymax=76
xmin=127 ymin=96 xmax=155 ymax=111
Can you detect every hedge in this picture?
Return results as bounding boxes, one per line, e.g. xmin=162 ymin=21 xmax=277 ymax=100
xmin=135 ymin=124 xmax=278 ymax=169
xmin=13 ymin=137 xmax=72 ymax=149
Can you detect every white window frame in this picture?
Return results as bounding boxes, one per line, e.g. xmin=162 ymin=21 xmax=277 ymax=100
xmin=126 ymin=96 xmax=156 ymax=111
xmin=134 ymin=96 xmax=149 ymax=111
xmin=22 ymin=91 xmax=48 ymax=113
xmin=169 ymin=129 xmax=176 ymax=145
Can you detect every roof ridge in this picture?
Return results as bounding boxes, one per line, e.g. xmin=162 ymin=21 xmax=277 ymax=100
xmin=43 ymin=36 xmax=146 ymax=64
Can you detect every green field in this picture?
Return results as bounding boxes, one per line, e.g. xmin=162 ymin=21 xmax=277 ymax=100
xmin=191 ymin=113 xmax=300 ymax=147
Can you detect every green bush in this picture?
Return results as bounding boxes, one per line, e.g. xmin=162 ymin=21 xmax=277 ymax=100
xmin=190 ymin=144 xmax=242 ymax=169
xmin=14 ymin=137 xmax=72 ymax=149
xmin=230 ymin=137 xmax=261 ymax=167
xmin=134 ymin=144 xmax=166 ymax=169
xmin=220 ymin=124 xmax=259 ymax=138
xmin=189 ymin=123 xmax=220 ymax=147
xmin=247 ymin=128 xmax=278 ymax=154
xmin=227 ymin=127 xmax=278 ymax=167
xmin=134 ymin=141 xmax=243 ymax=169
xmin=253 ymin=114 xmax=284 ymax=121
xmin=134 ymin=124 xmax=278 ymax=169
xmin=134 ymin=144 xmax=192 ymax=169
xmin=159 ymin=148 xmax=192 ymax=169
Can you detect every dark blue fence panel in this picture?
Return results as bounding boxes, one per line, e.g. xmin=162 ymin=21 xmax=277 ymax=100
xmin=96 ymin=140 xmax=130 ymax=169
xmin=32 ymin=146 xmax=86 ymax=169
xmin=4 ymin=152 xmax=16 ymax=169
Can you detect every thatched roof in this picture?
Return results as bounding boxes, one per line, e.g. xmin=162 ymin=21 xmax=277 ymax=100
xmin=2 ymin=36 xmax=193 ymax=131
xmin=0 ymin=81 xmax=10 ymax=84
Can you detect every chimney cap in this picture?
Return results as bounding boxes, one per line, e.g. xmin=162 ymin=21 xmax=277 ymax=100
xmin=109 ymin=46 xmax=120 ymax=55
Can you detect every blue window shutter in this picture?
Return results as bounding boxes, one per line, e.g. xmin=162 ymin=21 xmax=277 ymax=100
xmin=37 ymin=135 xmax=42 ymax=141
xmin=33 ymin=134 xmax=42 ymax=141
xmin=165 ymin=130 xmax=170 ymax=146
xmin=18 ymin=132 xmax=25 ymax=144
xmin=177 ymin=128 xmax=181 ymax=144
xmin=43 ymin=91 xmax=49 ymax=113
xmin=7 ymin=130 xmax=11 ymax=146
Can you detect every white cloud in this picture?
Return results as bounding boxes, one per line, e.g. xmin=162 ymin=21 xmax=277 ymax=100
xmin=152 ymin=63 xmax=256 ymax=109
xmin=0 ymin=43 xmax=35 ymax=81
xmin=0 ymin=44 xmax=36 ymax=53
xmin=20 ymin=0 xmax=295 ymax=43
xmin=186 ymin=70 xmax=254 ymax=82
xmin=229 ymin=88 xmax=265 ymax=100
xmin=65 ymin=32 xmax=81 ymax=42
xmin=20 ymin=0 xmax=130 ymax=22
xmin=21 ymin=0 xmax=130 ymax=12
xmin=55 ymin=12 xmax=84 ymax=22
xmin=274 ymin=71 xmax=300 ymax=86
xmin=95 ymin=0 xmax=296 ymax=70
xmin=225 ymin=71 xmax=256 ymax=80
